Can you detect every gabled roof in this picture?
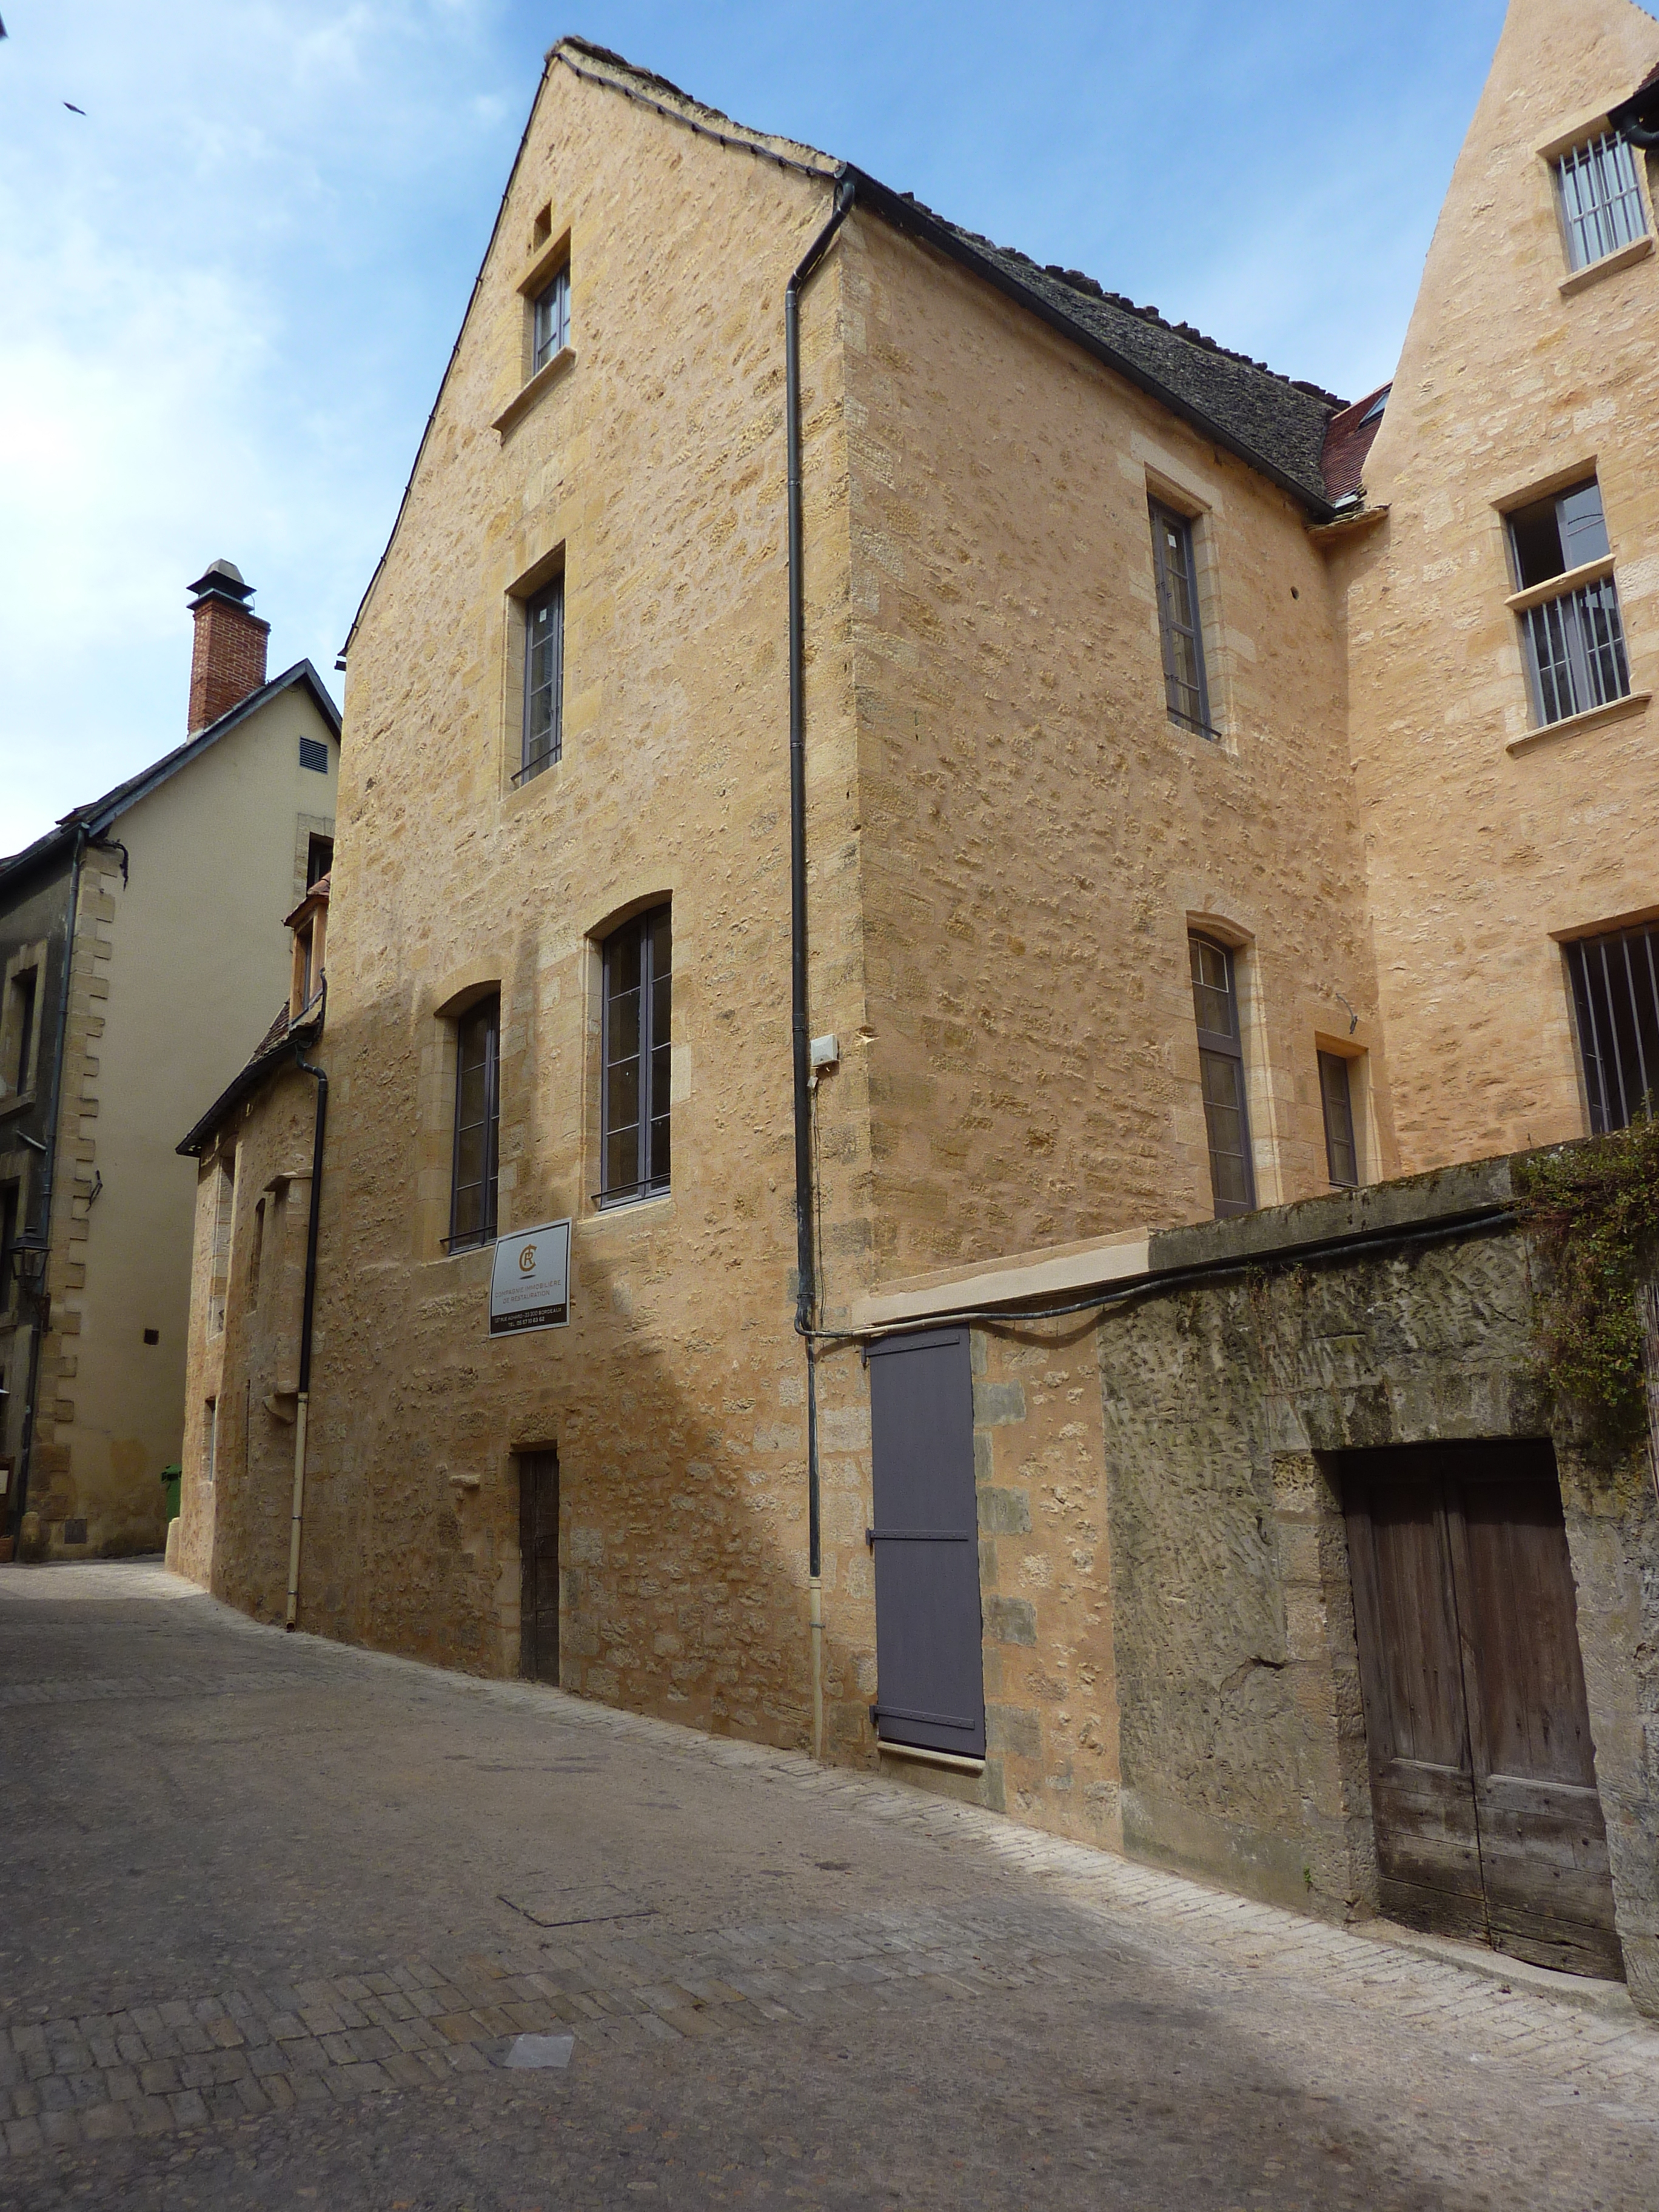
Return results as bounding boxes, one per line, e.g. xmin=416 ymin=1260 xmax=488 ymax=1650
xmin=0 ymin=660 xmax=341 ymax=897
xmin=347 ymin=38 xmax=1349 ymax=649
xmin=561 ymin=44 xmax=1347 ymax=506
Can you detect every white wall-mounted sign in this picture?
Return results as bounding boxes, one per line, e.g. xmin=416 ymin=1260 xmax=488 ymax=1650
xmin=489 ymin=1219 xmax=571 ymax=1336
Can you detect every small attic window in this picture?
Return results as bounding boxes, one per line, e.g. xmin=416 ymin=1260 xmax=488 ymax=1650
xmin=300 ymin=736 xmax=329 ymax=774
xmin=1359 ymin=387 xmax=1389 ymax=426
xmin=532 ymin=204 xmax=552 ymax=250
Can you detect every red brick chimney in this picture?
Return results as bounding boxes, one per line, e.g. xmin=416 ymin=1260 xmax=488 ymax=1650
xmin=186 ymin=560 xmax=270 ymax=731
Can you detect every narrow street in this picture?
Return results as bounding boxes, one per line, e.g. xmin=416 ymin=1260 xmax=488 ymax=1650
xmin=2 ymin=1562 xmax=1656 ymax=2211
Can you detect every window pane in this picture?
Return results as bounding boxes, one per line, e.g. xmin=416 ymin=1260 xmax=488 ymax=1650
xmin=601 ymin=905 xmax=669 ymax=1200
xmin=450 ymin=995 xmax=499 ymax=1245
xmin=1150 ymin=501 xmax=1210 ymax=734
xmin=606 ymin=1127 xmax=638 ymax=1195
xmin=1557 ymin=481 xmax=1610 ymax=569
xmin=1318 ymin=1050 xmax=1359 ymax=1187
xmin=608 ymin=984 xmax=641 ymax=1063
xmin=1567 ymin=924 xmax=1659 ymax=1133
xmin=523 ymin=580 xmax=564 ymax=776
xmin=1189 ymin=936 xmax=1238 ymax=1042
xmin=607 ymin=1054 xmax=640 ymax=1136
xmin=1199 ymin=1050 xmax=1252 ymax=1209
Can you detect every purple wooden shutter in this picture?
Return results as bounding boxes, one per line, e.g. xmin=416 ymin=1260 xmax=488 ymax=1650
xmin=866 ymin=1327 xmax=985 ymax=1758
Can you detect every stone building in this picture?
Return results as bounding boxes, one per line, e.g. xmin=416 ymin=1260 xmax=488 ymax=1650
xmin=177 ymin=1 xmax=1659 ymax=2010
xmin=0 ymin=566 xmax=340 ymax=1558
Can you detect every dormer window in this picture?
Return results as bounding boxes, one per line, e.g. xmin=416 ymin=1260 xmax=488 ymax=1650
xmin=532 ymin=266 xmax=570 ymax=376
xmin=1556 ymin=132 xmax=1647 ymax=271
xmin=285 ymin=879 xmax=329 ymax=1019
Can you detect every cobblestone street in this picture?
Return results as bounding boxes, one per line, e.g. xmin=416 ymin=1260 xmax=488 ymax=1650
xmin=2 ymin=1562 xmax=1656 ymax=2210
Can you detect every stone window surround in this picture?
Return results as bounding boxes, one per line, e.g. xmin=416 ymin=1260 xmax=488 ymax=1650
xmin=1535 ymin=104 xmax=1656 ymax=287
xmin=290 ymin=813 xmax=335 ymax=908
xmin=1492 ymin=457 xmax=1642 ymax=742
xmin=1143 ymin=466 xmax=1233 ymax=752
xmin=500 ymin=544 xmax=569 ymax=804
xmin=1179 ymin=911 xmax=1288 ymax=1213
xmin=0 ymin=938 xmax=47 ymax=1111
xmin=585 ymin=891 xmax=678 ymax=1218
xmin=492 ymin=224 xmax=576 ymax=440
xmin=1312 ymin=1032 xmax=1372 ymax=1190
xmin=0 ymin=1145 xmax=35 ymax=1327
xmin=423 ymin=974 xmax=507 ymax=1266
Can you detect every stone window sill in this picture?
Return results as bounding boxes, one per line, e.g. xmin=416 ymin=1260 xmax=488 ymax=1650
xmin=1506 ymin=689 xmax=1651 ymax=756
xmin=1505 ymin=552 xmax=1617 ymax=616
xmin=492 ymin=346 xmax=575 ymax=440
xmin=877 ymin=1740 xmax=987 ymax=1776
xmin=1559 ymin=234 xmax=1653 ymax=298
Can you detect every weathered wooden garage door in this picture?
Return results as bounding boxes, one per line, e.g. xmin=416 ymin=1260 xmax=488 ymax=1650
xmin=518 ymin=1450 xmax=560 ymax=1686
xmin=866 ymin=1327 xmax=985 ymax=1758
xmin=1340 ymin=1441 xmax=1620 ymax=1979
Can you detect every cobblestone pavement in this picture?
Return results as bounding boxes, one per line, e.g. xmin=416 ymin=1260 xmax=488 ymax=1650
xmin=2 ymin=1562 xmax=1657 ymax=2210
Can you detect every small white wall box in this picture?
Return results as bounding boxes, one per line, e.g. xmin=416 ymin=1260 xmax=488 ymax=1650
xmin=809 ymin=1034 xmax=839 ymax=1071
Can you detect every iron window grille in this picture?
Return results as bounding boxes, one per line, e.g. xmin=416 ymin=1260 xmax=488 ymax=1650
xmin=1189 ymin=934 xmax=1255 ymax=1217
xmin=1150 ymin=501 xmax=1214 ymax=738
xmin=1318 ymin=1050 xmax=1360 ymax=1187
xmin=517 ymin=578 xmax=565 ymax=783
xmin=447 ymin=996 xmax=500 ymax=1250
xmin=1564 ymin=921 xmax=1659 ymax=1133
xmin=1508 ymin=478 xmax=1631 ymax=728
xmin=600 ymin=906 xmax=671 ymax=1207
xmin=1557 ymin=133 xmax=1648 ymax=272
xmin=532 ymin=266 xmax=571 ymax=376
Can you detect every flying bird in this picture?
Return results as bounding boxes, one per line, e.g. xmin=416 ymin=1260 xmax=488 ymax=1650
xmin=65 ymin=102 xmax=86 ymax=115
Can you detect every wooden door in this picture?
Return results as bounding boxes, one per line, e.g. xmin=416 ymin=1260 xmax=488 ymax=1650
xmin=866 ymin=1328 xmax=985 ymax=1758
xmin=1342 ymin=1443 xmax=1620 ymax=1979
xmin=518 ymin=1450 xmax=560 ymax=1686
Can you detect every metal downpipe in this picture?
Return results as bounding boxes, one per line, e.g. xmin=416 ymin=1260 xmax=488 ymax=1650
xmin=786 ymin=172 xmax=855 ymax=1759
xmin=286 ymin=1000 xmax=328 ymax=1631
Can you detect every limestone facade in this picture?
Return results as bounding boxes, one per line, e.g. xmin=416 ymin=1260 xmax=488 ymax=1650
xmin=1341 ymin=0 xmax=1659 ymax=1167
xmin=176 ymin=7 xmax=1659 ymax=2003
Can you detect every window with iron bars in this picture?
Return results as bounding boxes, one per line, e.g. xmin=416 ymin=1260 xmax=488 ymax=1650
xmin=1556 ymin=133 xmax=1648 ymax=272
xmin=1508 ymin=478 xmax=1631 ymax=728
xmin=1565 ymin=921 xmax=1659 ymax=1133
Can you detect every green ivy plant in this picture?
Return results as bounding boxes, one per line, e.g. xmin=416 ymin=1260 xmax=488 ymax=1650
xmin=1513 ymin=1116 xmax=1659 ymax=1456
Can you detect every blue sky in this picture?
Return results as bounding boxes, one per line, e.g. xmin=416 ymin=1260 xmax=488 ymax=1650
xmin=0 ymin=0 xmax=1511 ymax=853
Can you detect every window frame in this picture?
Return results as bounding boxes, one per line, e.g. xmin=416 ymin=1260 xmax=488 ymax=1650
xmin=1506 ymin=477 xmax=1632 ymax=729
xmin=1149 ymin=500 xmax=1213 ymax=739
xmin=517 ymin=575 xmax=565 ymax=785
xmin=1317 ymin=1050 xmax=1361 ymax=1188
xmin=1188 ymin=933 xmax=1255 ymax=1219
xmin=531 ymin=264 xmax=571 ymax=377
xmin=447 ymin=994 xmax=501 ymax=1252
xmin=2 ymin=961 xmax=40 ymax=1103
xmin=1563 ymin=920 xmax=1659 ymax=1134
xmin=1555 ymin=131 xmax=1649 ymax=272
xmin=599 ymin=906 xmax=672 ymax=1208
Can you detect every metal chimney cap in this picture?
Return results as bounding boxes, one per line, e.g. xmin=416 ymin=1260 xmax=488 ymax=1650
xmin=186 ymin=558 xmax=253 ymax=605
